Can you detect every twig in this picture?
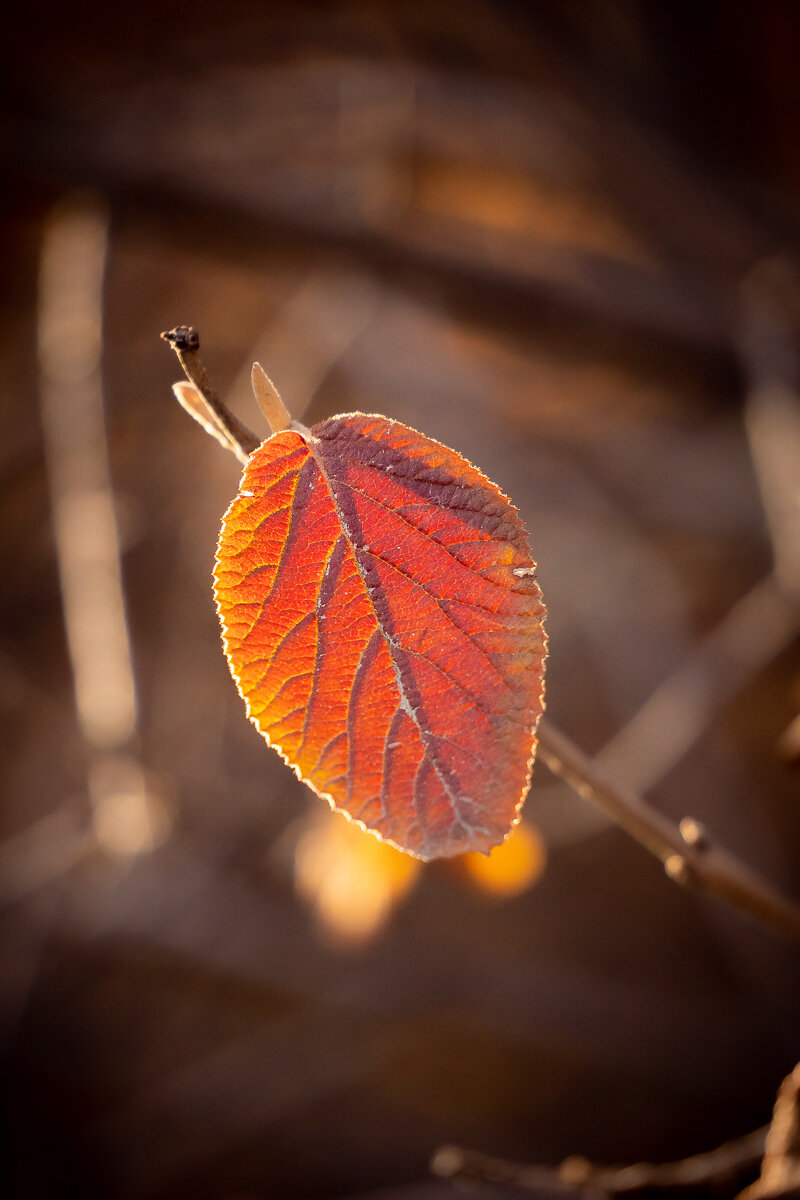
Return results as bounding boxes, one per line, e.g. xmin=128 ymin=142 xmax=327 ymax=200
xmin=161 ymin=326 xmax=260 ymax=461
xmin=41 ymin=196 xmax=135 ymax=750
xmin=432 ymin=1124 xmax=767 ymax=1197
xmin=741 ymin=268 xmax=800 ymax=772
xmin=739 ymin=1063 xmax=800 ymax=1199
xmin=164 ymin=326 xmax=800 ymax=939
xmin=432 ymin=1144 xmax=601 ymax=1197
xmin=227 ymin=269 xmax=378 ymax=427
xmin=591 ymin=574 xmax=800 ymax=796
xmin=432 ymin=1063 xmax=800 ymax=1198
xmin=537 ymin=721 xmax=800 ymax=938
xmin=39 ymin=193 xmax=166 ymax=860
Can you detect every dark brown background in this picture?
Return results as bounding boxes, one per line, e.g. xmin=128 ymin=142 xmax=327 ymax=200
xmin=2 ymin=3 xmax=800 ymax=1198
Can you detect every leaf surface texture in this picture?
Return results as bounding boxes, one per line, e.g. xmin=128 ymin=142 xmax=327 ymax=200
xmin=214 ymin=414 xmax=546 ymax=859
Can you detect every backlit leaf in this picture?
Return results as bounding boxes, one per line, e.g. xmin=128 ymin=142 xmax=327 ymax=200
xmin=214 ymin=413 xmax=546 ymax=860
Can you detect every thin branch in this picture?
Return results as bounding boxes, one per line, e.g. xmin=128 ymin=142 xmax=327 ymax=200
xmin=433 ymin=1063 xmax=800 ymax=1198
xmin=432 ymin=1124 xmax=767 ymax=1197
xmin=164 ymin=325 xmax=800 ymax=940
xmin=592 ymin=574 xmax=800 ymax=796
xmin=537 ymin=721 xmax=800 ymax=938
xmin=39 ymin=193 xmax=167 ymax=860
xmin=739 ymin=1063 xmax=800 ymax=1199
xmin=161 ymin=326 xmax=260 ymax=461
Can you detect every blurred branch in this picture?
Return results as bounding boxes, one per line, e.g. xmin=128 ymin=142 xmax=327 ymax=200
xmin=537 ymin=721 xmax=800 ymax=938
xmin=165 ymin=326 xmax=800 ymax=939
xmin=741 ymin=263 xmax=800 ymax=768
xmin=591 ymin=574 xmax=800 ymax=795
xmin=741 ymin=262 xmax=800 ymax=600
xmin=38 ymin=193 xmax=168 ymax=862
xmin=568 ymin=264 xmax=800 ymax=797
xmin=433 ymin=1061 xmax=800 ymax=1199
xmin=432 ymin=1124 xmax=767 ymax=1197
xmin=40 ymin=196 xmax=134 ymax=750
xmin=225 ymin=269 xmax=379 ymax=425
xmin=738 ymin=1064 xmax=800 ymax=1200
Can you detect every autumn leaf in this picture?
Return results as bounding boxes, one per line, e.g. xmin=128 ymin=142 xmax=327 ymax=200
xmin=214 ymin=412 xmax=546 ymax=860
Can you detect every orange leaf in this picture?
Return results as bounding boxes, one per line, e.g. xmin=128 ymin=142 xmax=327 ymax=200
xmin=214 ymin=414 xmax=546 ymax=859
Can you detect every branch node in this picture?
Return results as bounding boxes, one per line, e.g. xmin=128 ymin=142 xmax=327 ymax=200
xmin=538 ymin=720 xmax=800 ymax=937
xmin=559 ymin=1156 xmax=593 ymax=1186
xmin=430 ymin=1146 xmax=466 ymax=1179
xmin=161 ymin=324 xmax=200 ymax=354
xmin=680 ymin=816 xmax=709 ymax=850
xmin=664 ymin=853 xmax=693 ymax=887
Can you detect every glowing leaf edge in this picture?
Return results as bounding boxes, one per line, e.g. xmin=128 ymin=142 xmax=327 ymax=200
xmin=213 ymin=411 xmax=547 ymax=860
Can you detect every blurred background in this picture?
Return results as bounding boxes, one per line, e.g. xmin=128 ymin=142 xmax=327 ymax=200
xmin=2 ymin=2 xmax=800 ymax=1197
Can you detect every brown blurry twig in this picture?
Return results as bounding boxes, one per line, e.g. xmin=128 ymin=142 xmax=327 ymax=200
xmin=432 ymin=1124 xmax=767 ymax=1197
xmin=536 ymin=722 xmax=800 ymax=938
xmin=164 ymin=327 xmax=800 ymax=940
xmin=37 ymin=193 xmax=166 ymax=862
xmin=432 ymin=1060 xmax=800 ymax=1198
xmin=738 ymin=1063 xmax=800 ymax=1199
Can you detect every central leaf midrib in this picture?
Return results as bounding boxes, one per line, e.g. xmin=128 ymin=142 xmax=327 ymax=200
xmin=308 ymin=436 xmax=464 ymax=816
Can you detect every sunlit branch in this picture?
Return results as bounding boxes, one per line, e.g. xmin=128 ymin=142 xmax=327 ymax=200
xmin=432 ymin=1124 xmax=768 ymax=1196
xmin=161 ymin=325 xmax=260 ymax=462
xmin=537 ymin=721 xmax=800 ymax=938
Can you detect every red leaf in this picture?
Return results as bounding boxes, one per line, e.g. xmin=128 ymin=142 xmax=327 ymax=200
xmin=214 ymin=414 xmax=546 ymax=860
